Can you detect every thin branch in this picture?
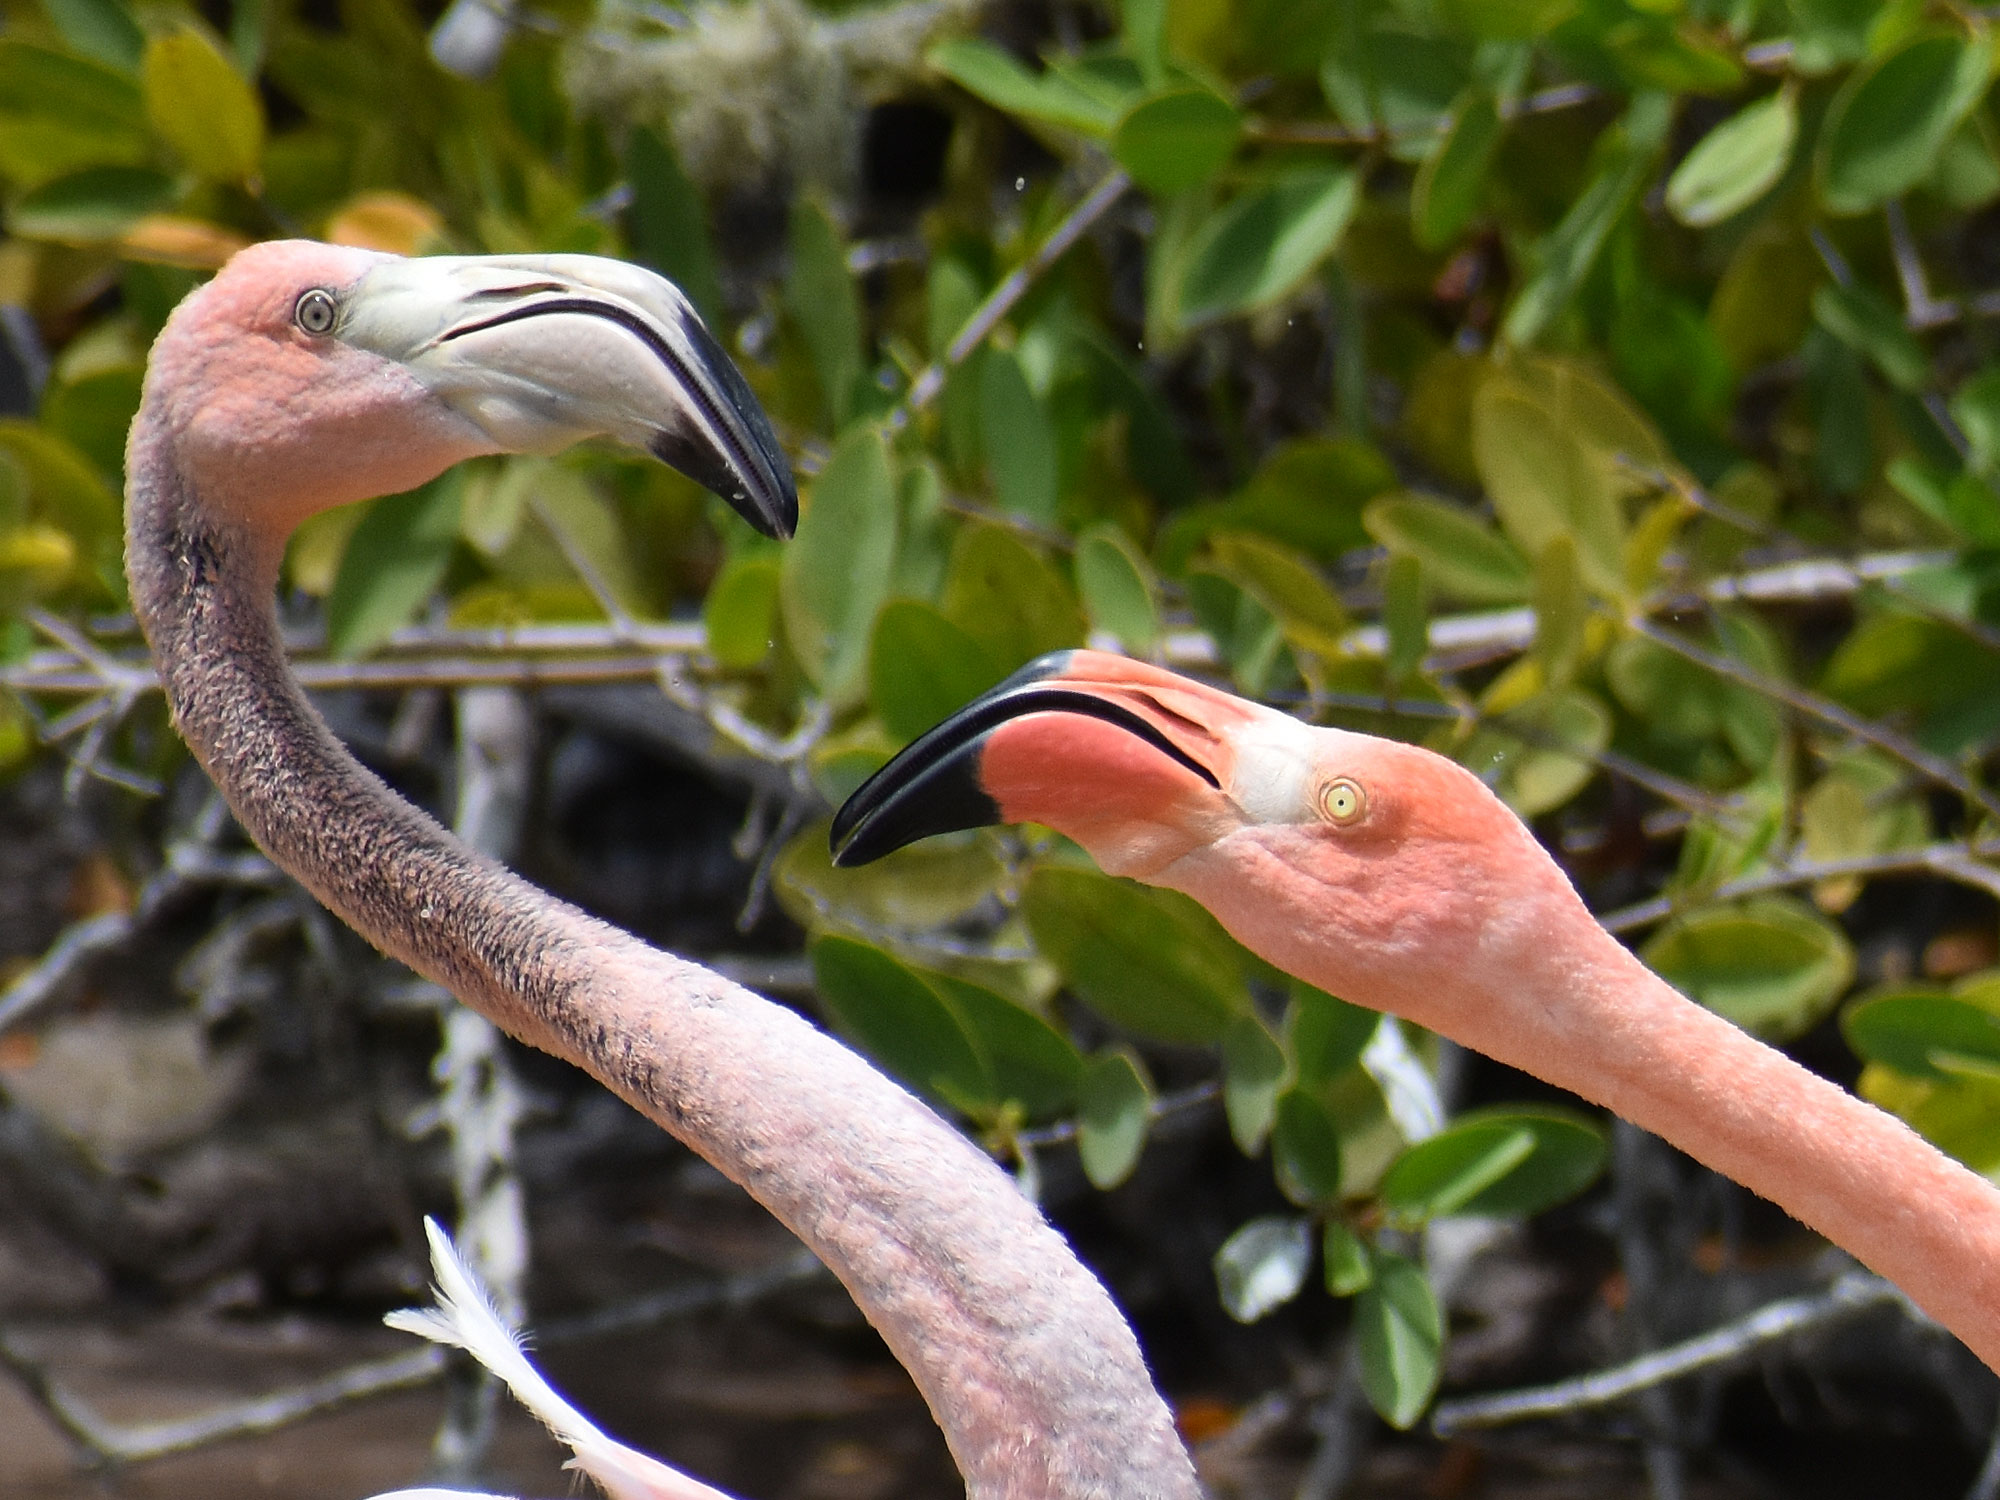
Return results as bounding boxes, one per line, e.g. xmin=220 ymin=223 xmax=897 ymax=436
xmin=1599 ymin=839 xmax=2000 ymax=933
xmin=892 ymin=169 xmax=1131 ymax=425
xmin=1430 ymin=1270 xmax=1907 ymax=1438
xmin=1885 ymin=200 xmax=1960 ymax=330
xmin=1627 ymin=615 xmax=2000 ymax=827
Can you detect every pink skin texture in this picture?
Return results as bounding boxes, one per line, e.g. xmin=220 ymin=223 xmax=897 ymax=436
xmin=977 ymin=651 xmax=2000 ymax=1375
xmin=125 ymin=242 xmax=1199 ymax=1500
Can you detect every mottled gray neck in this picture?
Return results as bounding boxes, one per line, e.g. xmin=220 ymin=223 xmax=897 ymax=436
xmin=124 ymin=421 xmax=1201 ymax=1499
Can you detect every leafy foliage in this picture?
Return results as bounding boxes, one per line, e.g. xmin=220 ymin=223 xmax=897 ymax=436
xmin=6 ymin=0 xmax=2000 ymax=1445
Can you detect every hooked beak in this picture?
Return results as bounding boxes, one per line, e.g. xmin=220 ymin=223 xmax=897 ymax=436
xmin=339 ymin=253 xmax=796 ymax=538
xmin=830 ymin=650 xmax=1244 ymax=867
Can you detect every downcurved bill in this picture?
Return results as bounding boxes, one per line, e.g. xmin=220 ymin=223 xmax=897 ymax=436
xmin=339 ymin=253 xmax=796 ymax=538
xmin=830 ymin=650 xmax=1237 ymax=867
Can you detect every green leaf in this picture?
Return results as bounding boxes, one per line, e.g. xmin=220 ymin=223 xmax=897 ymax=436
xmin=1022 ymin=866 xmax=1250 ymax=1044
xmin=1471 ymin=385 xmax=1626 ymax=596
xmin=777 ymin=822 xmax=1008 ymax=933
xmin=37 ymin=0 xmax=143 ymax=72
xmin=1124 ymin=0 xmax=1167 ymax=87
xmin=627 ymin=126 xmax=724 ymax=325
xmin=39 ymin=365 xmax=142 ymax=481
xmin=1177 ymin=167 xmax=1359 ymax=325
xmin=940 ymin=522 xmax=1086 ymax=673
xmin=1073 ymin=523 xmax=1161 ymax=651
xmin=869 ymin=600 xmax=1003 ymax=742
xmin=1643 ymin=897 xmax=1857 ymax=1040
xmin=1205 ymin=531 xmax=1349 ymax=660
xmin=980 ymin=348 xmax=1058 ymax=523
xmin=785 ymin=197 xmax=864 ymax=428
xmin=1434 ymin=0 xmax=1574 ymax=40
xmin=1382 ymin=553 xmax=1427 ymax=687
xmin=1273 ymin=1086 xmax=1344 ymax=1205
xmin=1159 ymin=436 xmax=1393 ymax=569
xmin=1354 ymin=1250 xmax=1442 ymax=1429
xmin=1503 ymin=95 xmax=1666 ymax=346
xmin=1412 ymin=91 xmax=1501 ymax=249
xmin=0 ymin=43 xmax=148 ymax=189
xmin=1666 ymin=88 xmax=1798 ymax=227
xmin=702 ymin=553 xmax=781 ymax=670
xmin=928 ymin=972 xmax=1085 ymax=1117
xmin=1223 ymin=1014 xmax=1285 ymax=1155
xmin=928 ymin=38 xmax=1117 ymax=136
xmin=143 ymin=24 xmax=263 ymax=183
xmin=1812 ymin=282 xmax=1929 ymax=392
xmin=1363 ymin=490 xmax=1532 ymax=604
xmin=1461 ymin=687 xmax=1611 ymax=817
xmin=1531 ymin=534 xmax=1585 ymax=687
xmin=1817 ymin=31 xmax=1995 ymax=216
xmin=1213 ymin=1214 xmax=1312 ymax=1322
xmin=326 ymin=478 xmax=461 ymax=658
xmin=10 ymin=164 xmax=171 ymax=242
xmin=810 ymin=936 xmax=995 ymax=1113
xmin=1845 ymin=990 xmax=2000 ymax=1081
xmin=1323 ymin=1221 xmax=1373 ymax=1296
xmin=1378 ymin=1107 xmax=1606 ymax=1220
xmin=781 ymin=425 xmax=897 ymax=701
xmin=1289 ymin=984 xmax=1381 ymax=1091
xmin=1078 ymin=1048 xmax=1153 ymax=1188
xmin=1113 ymin=87 xmax=1240 ymax=196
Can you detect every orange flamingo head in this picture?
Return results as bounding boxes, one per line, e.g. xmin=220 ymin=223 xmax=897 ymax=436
xmin=832 ymin=650 xmax=1578 ymax=1018
xmin=137 ymin=239 xmax=795 ymax=542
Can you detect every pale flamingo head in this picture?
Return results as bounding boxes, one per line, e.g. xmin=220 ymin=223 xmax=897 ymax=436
xmin=136 ymin=238 xmax=795 ymax=544
xmin=831 ymin=650 xmax=1583 ymax=1019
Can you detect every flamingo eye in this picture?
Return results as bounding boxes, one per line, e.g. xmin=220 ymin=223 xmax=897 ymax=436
xmin=1316 ymin=777 xmax=1367 ymax=826
xmin=293 ymin=288 xmax=338 ymax=336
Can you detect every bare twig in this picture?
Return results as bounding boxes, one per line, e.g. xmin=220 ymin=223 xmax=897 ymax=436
xmin=892 ymin=169 xmax=1131 ymax=424
xmin=1430 ymin=1271 xmax=1908 ymax=1437
xmin=1600 ymin=839 xmax=2000 ymax=933
xmin=1627 ymin=616 xmax=2000 ymax=825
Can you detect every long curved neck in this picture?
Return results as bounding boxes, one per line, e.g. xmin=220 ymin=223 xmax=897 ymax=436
xmin=1442 ymin=912 xmax=2000 ymax=1370
xmin=125 ymin=428 xmax=1200 ymax=1499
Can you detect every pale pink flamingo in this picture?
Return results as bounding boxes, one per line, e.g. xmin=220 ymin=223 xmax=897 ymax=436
xmin=832 ymin=648 xmax=2000 ymax=1374
xmin=125 ymin=241 xmax=1201 ymax=1499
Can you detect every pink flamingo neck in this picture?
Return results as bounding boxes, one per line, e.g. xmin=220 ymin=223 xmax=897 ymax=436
xmin=1375 ymin=899 xmax=2000 ymax=1368
xmin=125 ymin=424 xmax=1201 ymax=1499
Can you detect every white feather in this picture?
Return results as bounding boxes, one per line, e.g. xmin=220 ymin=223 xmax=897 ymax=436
xmin=385 ymin=1219 xmax=741 ymax=1500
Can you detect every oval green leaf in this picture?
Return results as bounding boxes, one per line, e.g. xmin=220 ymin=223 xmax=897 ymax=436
xmin=1078 ymin=1048 xmax=1152 ymax=1188
xmin=1022 ymin=866 xmax=1250 ymax=1044
xmin=1113 ymin=87 xmax=1241 ymax=196
xmin=1378 ymin=1107 xmax=1606 ymax=1220
xmin=326 ymin=477 xmax=461 ymax=658
xmin=980 ymin=348 xmax=1058 ymax=523
xmin=702 ymin=553 xmax=781 ymax=670
xmin=1354 ymin=1249 xmax=1442 ymax=1429
xmin=1817 ymin=32 xmax=1995 ymax=216
xmin=1667 ymin=88 xmax=1798 ymax=227
xmin=10 ymin=164 xmax=171 ymax=242
xmin=1844 ymin=990 xmax=2000 ymax=1081
xmin=1178 ymin=167 xmax=1359 ymax=325
xmin=143 ymin=25 xmax=263 ymax=183
xmin=1363 ymin=490 xmax=1532 ymax=604
xmin=1073 ymin=522 xmax=1161 ymax=651
xmin=781 ymin=424 xmax=898 ymax=701
xmin=869 ymin=599 xmax=1003 ymax=743
xmin=1273 ymin=1086 xmax=1345 ymax=1205
xmin=1412 ymin=91 xmax=1501 ymax=249
xmin=1643 ymin=897 xmax=1857 ymax=1039
xmin=1223 ymin=1014 xmax=1285 ymax=1155
xmin=940 ymin=522 xmax=1085 ymax=673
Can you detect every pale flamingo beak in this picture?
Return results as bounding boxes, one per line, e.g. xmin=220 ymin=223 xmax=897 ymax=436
xmin=831 ymin=649 xmax=1256 ymax=867
xmin=337 ymin=253 xmax=796 ymax=537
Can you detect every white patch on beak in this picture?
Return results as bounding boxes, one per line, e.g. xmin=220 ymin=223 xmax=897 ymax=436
xmin=1228 ymin=714 xmax=1318 ymax=825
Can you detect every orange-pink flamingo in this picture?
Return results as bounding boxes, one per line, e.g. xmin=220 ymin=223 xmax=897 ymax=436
xmin=832 ymin=648 xmax=2000 ymax=1374
xmin=126 ymin=241 xmax=1201 ymax=1498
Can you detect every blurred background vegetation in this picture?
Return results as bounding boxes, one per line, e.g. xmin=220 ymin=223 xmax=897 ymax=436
xmin=4 ymin=0 xmax=2000 ymax=1493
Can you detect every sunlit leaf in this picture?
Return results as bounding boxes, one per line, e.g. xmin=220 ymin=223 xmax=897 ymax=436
xmin=1378 ymin=1107 xmax=1605 ymax=1220
xmin=1363 ymin=490 xmax=1532 ymax=604
xmin=10 ymin=165 xmax=172 ymax=242
xmin=785 ymin=197 xmax=863 ymax=428
xmin=1273 ymin=1086 xmax=1344 ymax=1205
xmin=1073 ymin=522 xmax=1161 ymax=651
xmin=1666 ymin=88 xmax=1797 ymax=227
xmin=37 ymin=0 xmax=143 ymax=72
xmin=1412 ymin=91 xmax=1501 ymax=248
xmin=1845 ymin=990 xmax=2000 ymax=1081
xmin=810 ymin=936 xmax=995 ymax=1113
xmin=869 ymin=599 xmax=1002 ymax=742
xmin=144 ymin=24 xmax=263 ymax=184
xmin=980 ymin=347 xmax=1058 ymax=523
xmin=940 ymin=522 xmax=1085 ymax=673
xmin=703 ymin=553 xmax=782 ymax=670
xmin=1113 ymin=87 xmax=1240 ymax=195
xmin=1214 ymin=1215 xmax=1312 ymax=1322
xmin=1223 ymin=1014 xmax=1285 ymax=1155
xmin=1643 ymin=897 xmax=1857 ymax=1039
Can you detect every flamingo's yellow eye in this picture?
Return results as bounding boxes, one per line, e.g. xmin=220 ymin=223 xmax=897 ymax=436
xmin=1317 ymin=777 xmax=1367 ymax=826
